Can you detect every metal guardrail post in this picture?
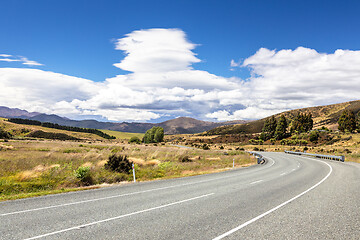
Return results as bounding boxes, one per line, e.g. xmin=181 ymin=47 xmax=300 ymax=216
xmin=284 ymin=150 xmax=345 ymax=162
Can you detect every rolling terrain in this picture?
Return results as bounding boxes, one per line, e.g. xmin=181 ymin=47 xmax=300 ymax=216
xmin=206 ymin=100 xmax=360 ymax=135
xmin=0 ymin=106 xmax=249 ymax=134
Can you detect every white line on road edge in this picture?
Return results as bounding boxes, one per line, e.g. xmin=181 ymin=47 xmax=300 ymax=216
xmin=23 ymin=193 xmax=214 ymax=240
xmin=250 ymin=180 xmax=263 ymax=184
xmin=2 ymin=160 xmax=273 ymax=216
xmin=212 ymin=159 xmax=333 ymax=240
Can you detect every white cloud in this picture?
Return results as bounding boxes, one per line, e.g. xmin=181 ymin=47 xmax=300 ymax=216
xmin=0 ymin=68 xmax=100 ymax=114
xmin=114 ymin=28 xmax=200 ymax=73
xmin=0 ymin=58 xmax=20 ymax=62
xmin=20 ymin=57 xmax=43 ymax=66
xmin=0 ymin=54 xmax=43 ymax=66
xmin=230 ymin=59 xmax=240 ymax=67
xmin=0 ymin=54 xmax=12 ymax=57
xmin=1 ymin=30 xmax=360 ymax=123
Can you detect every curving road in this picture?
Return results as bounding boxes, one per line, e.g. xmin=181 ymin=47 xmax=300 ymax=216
xmin=1 ymin=152 xmax=359 ymax=239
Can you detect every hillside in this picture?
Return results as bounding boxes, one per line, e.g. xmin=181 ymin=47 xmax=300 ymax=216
xmin=205 ymin=100 xmax=360 ymax=135
xmin=0 ymin=118 xmax=104 ymax=141
xmin=0 ymin=106 xmax=249 ymax=134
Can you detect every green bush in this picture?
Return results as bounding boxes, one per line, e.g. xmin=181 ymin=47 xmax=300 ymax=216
xmin=0 ymin=129 xmax=12 ymax=139
xmin=309 ymin=131 xmax=319 ymax=143
xmin=74 ymin=166 xmax=92 ymax=185
xmin=129 ymin=136 xmax=141 ymax=144
xmin=105 ymin=154 xmax=132 ymax=174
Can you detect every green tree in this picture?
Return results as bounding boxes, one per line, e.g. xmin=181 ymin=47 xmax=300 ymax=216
xmin=338 ymin=110 xmax=356 ymax=132
xmin=275 ymin=115 xmax=288 ymax=140
xmin=154 ymin=127 xmax=164 ymax=142
xmin=143 ymin=127 xmax=164 ymax=143
xmin=290 ymin=113 xmax=313 ymax=133
xmin=262 ymin=116 xmax=277 ymax=140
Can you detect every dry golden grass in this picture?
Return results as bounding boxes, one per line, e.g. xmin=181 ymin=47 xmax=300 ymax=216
xmin=0 ymin=139 xmax=255 ymax=200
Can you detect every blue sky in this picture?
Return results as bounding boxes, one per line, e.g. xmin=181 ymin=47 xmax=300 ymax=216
xmin=1 ymin=0 xmax=360 ymax=122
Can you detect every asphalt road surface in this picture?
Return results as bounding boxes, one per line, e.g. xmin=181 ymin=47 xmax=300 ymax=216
xmin=1 ymin=152 xmax=359 ymax=239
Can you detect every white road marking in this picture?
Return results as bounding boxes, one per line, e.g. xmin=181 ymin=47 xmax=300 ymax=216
xmin=212 ymin=158 xmax=333 ymax=240
xmin=23 ymin=193 xmax=214 ymax=240
xmin=250 ymin=180 xmax=263 ymax=184
xmin=280 ymin=172 xmax=286 ymax=176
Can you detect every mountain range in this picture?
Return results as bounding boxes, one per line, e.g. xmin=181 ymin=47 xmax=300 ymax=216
xmin=0 ymin=106 xmax=248 ymax=134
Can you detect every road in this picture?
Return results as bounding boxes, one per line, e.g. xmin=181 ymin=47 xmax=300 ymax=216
xmin=1 ymin=152 xmax=359 ymax=239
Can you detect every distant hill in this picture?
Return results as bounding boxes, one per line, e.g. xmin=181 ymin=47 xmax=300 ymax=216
xmin=156 ymin=117 xmax=248 ymax=134
xmin=0 ymin=106 xmax=39 ymax=118
xmin=0 ymin=106 xmax=249 ymax=134
xmin=205 ymin=100 xmax=360 ymax=135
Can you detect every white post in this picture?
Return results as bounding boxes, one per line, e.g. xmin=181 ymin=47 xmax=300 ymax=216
xmin=132 ymin=163 xmax=136 ymax=182
xmin=233 ymin=158 xmax=235 ymax=168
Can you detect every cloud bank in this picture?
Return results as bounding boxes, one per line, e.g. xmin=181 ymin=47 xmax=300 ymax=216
xmin=1 ymin=29 xmax=360 ymax=122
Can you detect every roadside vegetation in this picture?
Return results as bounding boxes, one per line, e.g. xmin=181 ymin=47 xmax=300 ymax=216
xmin=0 ymin=117 xmax=254 ymax=201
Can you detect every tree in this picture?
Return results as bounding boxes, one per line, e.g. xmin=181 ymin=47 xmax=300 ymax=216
xmin=262 ymin=116 xmax=277 ymax=140
xmin=275 ymin=115 xmax=288 ymax=140
xmin=338 ymin=110 xmax=356 ymax=132
xmin=154 ymin=127 xmax=164 ymax=143
xmin=290 ymin=113 xmax=313 ymax=133
xmin=143 ymin=127 xmax=164 ymax=143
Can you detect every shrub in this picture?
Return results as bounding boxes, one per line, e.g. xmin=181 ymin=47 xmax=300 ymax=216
xmin=74 ymin=166 xmax=92 ymax=185
xmin=129 ymin=136 xmax=141 ymax=144
xmin=0 ymin=129 xmax=12 ymax=139
xmin=179 ymin=155 xmax=192 ymax=162
xmin=105 ymin=154 xmax=132 ymax=174
xmin=309 ymin=131 xmax=319 ymax=143
xmin=303 ymin=146 xmax=309 ymax=151
xmin=202 ymin=144 xmax=210 ymax=150
xmin=253 ymin=147 xmax=259 ymax=151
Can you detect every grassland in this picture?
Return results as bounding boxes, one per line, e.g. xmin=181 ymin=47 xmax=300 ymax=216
xmin=100 ymin=129 xmax=144 ymax=140
xmin=0 ymin=138 xmax=254 ymax=201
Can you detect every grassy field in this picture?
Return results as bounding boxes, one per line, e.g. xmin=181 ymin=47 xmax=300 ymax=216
xmin=100 ymin=129 xmax=144 ymax=140
xmin=0 ymin=139 xmax=255 ymax=201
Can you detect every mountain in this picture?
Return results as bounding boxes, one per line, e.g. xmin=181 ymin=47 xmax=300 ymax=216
xmin=205 ymin=100 xmax=360 ymax=135
xmin=156 ymin=117 xmax=248 ymax=134
xmin=0 ymin=106 xmax=249 ymax=134
xmin=0 ymin=106 xmax=40 ymax=118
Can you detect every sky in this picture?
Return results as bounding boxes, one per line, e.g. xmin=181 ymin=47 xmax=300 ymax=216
xmin=1 ymin=0 xmax=360 ymax=123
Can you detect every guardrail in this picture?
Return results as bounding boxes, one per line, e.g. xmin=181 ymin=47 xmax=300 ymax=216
xmin=247 ymin=151 xmax=266 ymax=164
xmin=284 ymin=150 xmax=345 ymax=162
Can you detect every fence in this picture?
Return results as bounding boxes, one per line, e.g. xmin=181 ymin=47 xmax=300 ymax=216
xmin=284 ymin=150 xmax=345 ymax=162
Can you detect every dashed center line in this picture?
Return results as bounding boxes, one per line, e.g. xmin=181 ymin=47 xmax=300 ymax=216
xmin=24 ymin=193 xmax=214 ymax=240
xmin=250 ymin=180 xmax=263 ymax=184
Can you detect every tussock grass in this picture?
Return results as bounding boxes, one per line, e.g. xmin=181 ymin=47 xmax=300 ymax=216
xmin=0 ymin=139 xmax=254 ymax=200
